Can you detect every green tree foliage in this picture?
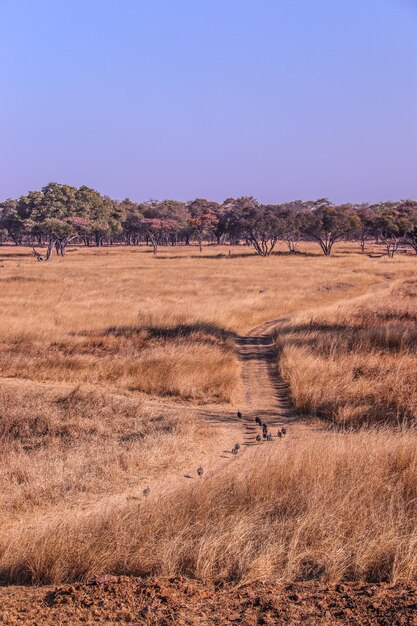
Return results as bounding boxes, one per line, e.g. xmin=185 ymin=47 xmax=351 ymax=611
xmin=188 ymin=198 xmax=220 ymax=251
xmin=398 ymin=200 xmax=417 ymax=255
xmin=304 ymin=200 xmax=361 ymax=256
xmin=372 ymin=202 xmax=413 ymax=257
xmin=2 ymin=183 xmax=417 ymax=259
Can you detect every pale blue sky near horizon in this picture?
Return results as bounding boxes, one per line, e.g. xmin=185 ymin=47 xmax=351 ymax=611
xmin=1 ymin=0 xmax=416 ymax=204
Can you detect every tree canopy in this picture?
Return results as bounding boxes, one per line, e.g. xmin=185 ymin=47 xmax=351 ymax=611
xmin=1 ymin=183 xmax=417 ymax=259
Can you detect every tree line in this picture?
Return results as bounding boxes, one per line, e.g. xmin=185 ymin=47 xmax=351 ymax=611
xmin=1 ymin=182 xmax=417 ymax=259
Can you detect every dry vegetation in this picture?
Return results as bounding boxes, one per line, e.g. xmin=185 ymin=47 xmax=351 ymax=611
xmin=2 ymin=429 xmax=417 ymax=585
xmin=0 ymin=243 xmax=417 ymax=587
xmin=0 ymin=383 xmax=208 ymax=518
xmin=277 ymin=279 xmax=417 ymax=427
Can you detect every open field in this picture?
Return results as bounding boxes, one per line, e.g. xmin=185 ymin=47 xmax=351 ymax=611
xmin=277 ymin=279 xmax=417 ymax=427
xmin=1 ymin=243 xmax=417 ymax=623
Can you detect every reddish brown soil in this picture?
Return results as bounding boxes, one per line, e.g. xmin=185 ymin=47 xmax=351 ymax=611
xmin=1 ymin=576 xmax=417 ymax=625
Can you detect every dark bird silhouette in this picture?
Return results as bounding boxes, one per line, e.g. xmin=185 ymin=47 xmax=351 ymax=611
xmin=234 ymin=443 xmax=241 ymax=450
xmin=255 ymin=416 xmax=261 ymax=426
xmin=281 ymin=427 xmax=287 ymax=436
xmin=231 ymin=446 xmax=239 ymax=455
xmin=143 ymin=486 xmax=150 ymax=497
xmin=237 ymin=410 xmax=242 ymax=419
xmin=256 ymin=434 xmax=261 ymax=442
xmin=262 ymin=424 xmax=268 ymax=436
xmin=267 ymin=433 xmax=273 ymax=441
xmin=277 ymin=431 xmax=283 ymax=439
xmin=197 ymin=466 xmax=203 ymax=477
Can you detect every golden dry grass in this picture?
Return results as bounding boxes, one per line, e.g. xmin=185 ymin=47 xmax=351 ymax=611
xmin=1 ymin=243 xmax=417 ymax=585
xmin=2 ymin=429 xmax=417 ymax=585
xmin=277 ymin=279 xmax=417 ymax=427
xmin=0 ymin=383 xmax=210 ymax=519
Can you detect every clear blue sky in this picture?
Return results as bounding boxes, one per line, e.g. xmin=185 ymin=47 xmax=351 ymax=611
xmin=1 ymin=0 xmax=417 ymax=203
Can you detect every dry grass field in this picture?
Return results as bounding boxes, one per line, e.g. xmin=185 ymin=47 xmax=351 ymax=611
xmin=277 ymin=279 xmax=417 ymax=427
xmin=1 ymin=242 xmax=417 ymax=593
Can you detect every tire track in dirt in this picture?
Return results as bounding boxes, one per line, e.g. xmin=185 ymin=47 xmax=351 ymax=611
xmin=230 ymin=277 xmax=395 ymax=452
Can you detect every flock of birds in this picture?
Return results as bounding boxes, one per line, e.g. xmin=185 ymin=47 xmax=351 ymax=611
xmin=142 ymin=409 xmax=287 ymax=496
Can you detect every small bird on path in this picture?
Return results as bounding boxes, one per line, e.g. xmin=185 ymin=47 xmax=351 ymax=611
xmin=256 ymin=434 xmax=261 ymax=442
xmin=281 ymin=428 xmax=287 ymax=436
xmin=237 ymin=410 xmax=242 ymax=419
xmin=197 ymin=466 xmax=203 ymax=477
xmin=143 ymin=486 xmax=150 ymax=497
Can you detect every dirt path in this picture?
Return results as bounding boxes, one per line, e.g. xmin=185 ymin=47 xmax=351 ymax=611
xmin=196 ymin=316 xmax=299 ymax=480
xmin=226 ymin=277 xmax=394 ymax=455
xmin=237 ymin=318 xmax=296 ymax=428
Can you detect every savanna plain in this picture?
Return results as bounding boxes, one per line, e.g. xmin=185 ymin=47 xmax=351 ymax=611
xmin=1 ymin=243 xmax=417 ymax=625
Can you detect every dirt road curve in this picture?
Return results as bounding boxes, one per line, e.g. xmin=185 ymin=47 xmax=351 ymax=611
xmin=238 ymin=319 xmax=293 ymax=424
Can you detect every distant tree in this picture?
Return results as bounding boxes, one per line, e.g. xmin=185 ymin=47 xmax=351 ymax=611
xmin=221 ymin=198 xmax=241 ymax=246
xmin=16 ymin=183 xmax=77 ymax=255
xmin=228 ymin=197 xmax=283 ymax=256
xmin=120 ymin=199 xmax=144 ymax=244
xmin=212 ymin=204 xmax=228 ymax=245
xmin=0 ymin=227 xmax=8 ymax=244
xmin=107 ymin=197 xmax=125 ymax=245
xmin=373 ymin=203 xmax=412 ymax=257
xmin=32 ymin=218 xmax=75 ymax=260
xmin=304 ymin=200 xmax=361 ymax=256
xmin=73 ymin=186 xmax=104 ymax=245
xmin=144 ymin=200 xmax=188 ymax=246
xmin=355 ymin=204 xmax=376 ymax=253
xmin=142 ymin=217 xmax=178 ymax=254
xmin=76 ymin=188 xmax=118 ymax=246
xmin=399 ymin=200 xmax=417 ymax=254
xmin=0 ymin=199 xmax=28 ymax=245
xmin=275 ymin=202 xmax=307 ymax=254
xmin=188 ymin=199 xmax=220 ymax=252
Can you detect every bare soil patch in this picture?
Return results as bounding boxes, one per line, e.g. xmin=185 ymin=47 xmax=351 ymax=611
xmin=1 ymin=576 xmax=417 ymax=625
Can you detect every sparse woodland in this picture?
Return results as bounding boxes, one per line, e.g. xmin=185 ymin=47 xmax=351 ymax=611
xmin=2 ymin=183 xmax=417 ymax=258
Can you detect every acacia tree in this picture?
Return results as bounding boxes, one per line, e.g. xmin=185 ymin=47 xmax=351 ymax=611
xmin=355 ymin=204 xmax=375 ymax=253
xmin=142 ymin=218 xmax=178 ymax=254
xmin=399 ymin=200 xmax=417 ymax=254
xmin=0 ymin=199 xmax=28 ymax=245
xmin=188 ymin=199 xmax=219 ymax=252
xmin=304 ymin=200 xmax=360 ymax=256
xmin=228 ymin=197 xmax=283 ymax=256
xmin=73 ymin=186 xmax=120 ymax=246
xmin=120 ymin=199 xmax=144 ymax=244
xmin=73 ymin=186 xmax=102 ymax=245
xmin=143 ymin=200 xmax=187 ymax=247
xmin=221 ymin=198 xmax=241 ymax=246
xmin=373 ymin=203 xmax=412 ymax=257
xmin=32 ymin=218 xmax=75 ymax=260
xmin=275 ymin=202 xmax=307 ymax=254
xmin=14 ymin=184 xmax=78 ymax=256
